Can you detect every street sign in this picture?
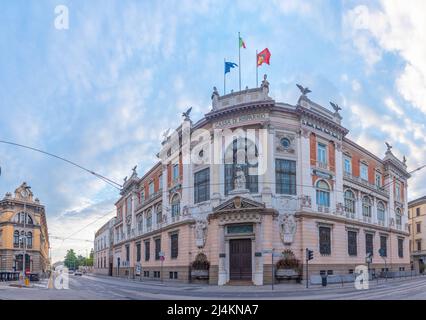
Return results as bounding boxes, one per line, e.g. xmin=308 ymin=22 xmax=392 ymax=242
xmin=159 ymin=251 xmax=165 ymax=257
xmin=378 ymin=248 xmax=385 ymax=257
xmin=160 ymin=256 xmax=165 ymax=262
xmin=262 ymin=249 xmax=273 ymax=254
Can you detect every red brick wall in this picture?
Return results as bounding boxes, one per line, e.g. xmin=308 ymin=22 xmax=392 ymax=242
xmin=368 ymin=164 xmax=375 ymax=185
xmin=167 ymin=164 xmax=171 ymax=187
xmin=310 ymin=133 xmax=316 ymax=166
xmin=352 ymin=153 xmax=360 ymax=177
xmin=328 ymin=141 xmax=335 ymax=172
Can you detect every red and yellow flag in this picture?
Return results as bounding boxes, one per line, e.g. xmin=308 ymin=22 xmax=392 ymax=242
xmin=257 ymin=48 xmax=271 ymax=66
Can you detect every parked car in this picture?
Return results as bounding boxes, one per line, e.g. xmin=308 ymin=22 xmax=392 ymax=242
xmin=74 ymin=271 xmax=83 ymax=276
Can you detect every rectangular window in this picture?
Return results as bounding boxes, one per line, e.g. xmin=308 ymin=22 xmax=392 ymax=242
xmin=275 ymin=159 xmax=297 ymax=195
xmin=398 ymin=238 xmax=404 ymax=258
xmin=144 ymin=241 xmax=150 ymax=261
xmin=136 ymin=243 xmax=141 ymax=262
xmin=417 ymin=240 xmax=422 ymax=251
xmin=125 ymin=245 xmax=130 ymax=262
xmin=159 ymin=174 xmax=163 ymax=190
xmin=375 ymin=172 xmax=382 ymax=188
xmin=194 ymin=168 xmax=210 ymax=203
xmin=417 ymin=223 xmax=421 ymax=233
xmin=344 ymin=157 xmax=352 ymax=175
xmin=149 ymin=181 xmax=154 ymax=196
xmin=365 ymin=233 xmax=374 ymax=256
xmin=126 ymin=196 xmax=132 ymax=216
xmin=317 ymin=143 xmax=327 ymax=164
xmin=316 ymin=189 xmax=330 ymax=207
xmin=155 ymin=238 xmax=161 ymax=260
xmin=348 ymin=231 xmax=357 ymax=256
xmin=380 ymin=236 xmax=387 ymax=257
xmin=173 ymin=164 xmax=179 ymax=181
xmin=319 ymin=226 xmax=331 ymax=255
xmin=169 ymin=271 xmax=178 ymax=279
xmin=170 ymin=233 xmax=178 ymax=259
xmin=395 ymin=182 xmax=401 ymax=201
xmin=140 ymin=191 xmax=145 ymax=203
xmin=143 ymin=271 xmax=149 ymax=277
xmin=360 ymin=163 xmax=368 ymax=180
xmin=417 ymin=207 xmax=421 ymax=216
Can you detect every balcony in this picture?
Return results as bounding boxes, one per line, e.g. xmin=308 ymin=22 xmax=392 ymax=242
xmin=344 ymin=211 xmax=355 ymax=219
xmin=343 ymin=172 xmax=388 ymax=197
xmin=362 ymin=215 xmax=372 ymax=223
xmin=317 ymin=206 xmax=330 ymax=213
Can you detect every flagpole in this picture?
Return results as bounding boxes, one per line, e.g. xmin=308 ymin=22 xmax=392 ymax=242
xmin=238 ymin=32 xmax=241 ymax=92
xmin=256 ymin=50 xmax=258 ymax=88
xmin=224 ymin=58 xmax=226 ymax=95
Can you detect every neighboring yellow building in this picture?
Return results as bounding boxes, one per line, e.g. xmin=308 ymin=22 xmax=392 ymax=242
xmin=408 ymin=196 xmax=426 ymax=273
xmin=0 ymin=182 xmax=50 ymax=275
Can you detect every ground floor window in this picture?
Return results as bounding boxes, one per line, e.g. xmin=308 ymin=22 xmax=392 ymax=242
xmin=398 ymin=238 xmax=404 ymax=258
xmin=169 ymin=271 xmax=178 ymax=279
xmin=347 ymin=231 xmax=357 ymax=256
xmin=319 ymin=226 xmax=331 ymax=255
xmin=143 ymin=271 xmax=149 ymax=277
xmin=153 ymin=271 xmax=161 ymax=278
xmin=365 ymin=233 xmax=374 ymax=256
xmin=380 ymin=236 xmax=387 ymax=257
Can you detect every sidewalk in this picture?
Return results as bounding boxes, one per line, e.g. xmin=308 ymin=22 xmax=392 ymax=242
xmin=86 ymin=272 xmax=426 ymax=294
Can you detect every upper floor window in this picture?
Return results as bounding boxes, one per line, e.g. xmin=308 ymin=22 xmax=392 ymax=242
xmin=275 ymin=159 xmax=296 ymax=195
xmin=362 ymin=196 xmax=372 ymax=217
xmin=317 ymin=143 xmax=327 ymax=165
xmin=344 ymin=157 xmax=352 ymax=175
xmin=395 ymin=182 xmax=401 ymax=201
xmin=194 ymin=168 xmax=210 ymax=204
xmin=375 ymin=172 xmax=382 ymax=188
xmin=126 ymin=196 xmax=132 ymax=216
xmin=360 ymin=163 xmax=368 ymax=181
xmin=316 ymin=180 xmax=330 ymax=208
xmin=344 ymin=190 xmax=356 ymax=214
xmin=396 ymin=208 xmax=402 ymax=228
xmin=159 ymin=174 xmax=163 ymax=190
xmin=137 ymin=215 xmax=143 ymax=232
xmin=398 ymin=238 xmax=404 ymax=258
xmin=417 ymin=207 xmax=421 ymax=216
xmin=173 ymin=164 xmax=179 ymax=181
xmin=149 ymin=181 xmax=154 ymax=196
xmin=146 ymin=210 xmax=152 ymax=229
xmin=14 ymin=212 xmax=33 ymax=225
xmin=171 ymin=194 xmax=180 ymax=217
xmin=224 ymin=138 xmax=258 ymax=195
xmin=377 ymin=201 xmax=385 ymax=222
xmin=170 ymin=233 xmax=179 ymax=259
xmin=156 ymin=204 xmax=163 ymax=224
xmin=14 ymin=230 xmax=19 ymax=247
xmin=417 ymin=222 xmax=421 ymax=233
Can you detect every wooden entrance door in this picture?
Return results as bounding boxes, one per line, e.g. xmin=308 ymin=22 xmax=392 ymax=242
xmin=229 ymin=239 xmax=252 ymax=280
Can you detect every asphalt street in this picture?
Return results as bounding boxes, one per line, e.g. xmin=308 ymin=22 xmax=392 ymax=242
xmin=1 ymin=274 xmax=426 ymax=300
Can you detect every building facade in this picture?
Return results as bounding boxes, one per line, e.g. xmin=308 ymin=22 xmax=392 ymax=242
xmin=408 ymin=196 xmax=426 ymax=273
xmin=111 ymin=80 xmax=410 ymax=285
xmin=0 ymin=182 xmax=50 ymax=275
xmin=94 ymin=217 xmax=116 ymax=276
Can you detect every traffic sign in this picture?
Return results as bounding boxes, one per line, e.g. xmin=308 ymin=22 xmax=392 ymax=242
xmin=378 ymin=248 xmax=386 ymax=257
xmin=160 ymin=256 xmax=165 ymax=262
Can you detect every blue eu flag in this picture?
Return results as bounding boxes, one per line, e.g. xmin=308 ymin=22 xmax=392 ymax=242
xmin=224 ymin=61 xmax=238 ymax=74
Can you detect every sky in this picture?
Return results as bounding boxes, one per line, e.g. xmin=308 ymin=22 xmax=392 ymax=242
xmin=1 ymin=0 xmax=426 ymax=263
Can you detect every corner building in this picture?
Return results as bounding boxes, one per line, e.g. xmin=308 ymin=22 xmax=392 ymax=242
xmin=112 ymin=82 xmax=410 ymax=285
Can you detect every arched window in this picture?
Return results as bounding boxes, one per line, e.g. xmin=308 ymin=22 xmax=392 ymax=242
xmin=27 ymin=232 xmax=33 ymax=248
xmin=362 ymin=196 xmax=372 ymax=217
xmin=156 ymin=204 xmax=162 ymax=224
xmin=146 ymin=209 xmax=152 ymax=229
xmin=171 ymin=194 xmax=180 ymax=217
xmin=377 ymin=202 xmax=385 ymax=222
xmin=137 ymin=214 xmax=143 ymax=232
xmin=316 ymin=180 xmax=330 ymax=207
xmin=14 ymin=231 xmax=20 ymax=247
xmin=14 ymin=212 xmax=33 ymax=225
xmin=224 ymin=138 xmax=258 ymax=195
xmin=396 ymin=208 xmax=402 ymax=228
xmin=344 ymin=190 xmax=356 ymax=214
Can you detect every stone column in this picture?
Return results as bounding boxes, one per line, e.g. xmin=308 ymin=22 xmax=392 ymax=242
xmin=299 ymin=129 xmax=315 ymax=208
xmin=334 ymin=141 xmax=344 ymax=211
xmin=253 ymin=222 xmax=264 ymax=285
xmin=218 ymin=225 xmax=227 ymax=285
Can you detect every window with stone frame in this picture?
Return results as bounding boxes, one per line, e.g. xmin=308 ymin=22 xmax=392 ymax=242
xmin=170 ymin=233 xmax=178 ymax=259
xmin=156 ymin=204 xmax=162 ymax=224
xmin=155 ymin=238 xmax=161 ymax=260
xmin=146 ymin=209 xmax=152 ymax=229
xmin=319 ymin=226 xmax=331 ymax=255
xmin=275 ymin=159 xmax=296 ymax=195
xmin=194 ymin=168 xmax=210 ymax=203
xmin=344 ymin=190 xmax=356 ymax=214
xmin=362 ymin=196 xmax=372 ymax=217
xmin=347 ymin=231 xmax=357 ymax=256
xmin=365 ymin=233 xmax=374 ymax=256
xmin=224 ymin=138 xmax=258 ymax=195
xmin=316 ymin=180 xmax=330 ymax=207
xmin=144 ymin=241 xmax=150 ymax=261
xmin=171 ymin=194 xmax=180 ymax=217
xmin=125 ymin=244 xmax=130 ymax=262
xmin=136 ymin=243 xmax=141 ymax=262
xmin=380 ymin=236 xmax=387 ymax=257
xmin=377 ymin=201 xmax=385 ymax=222
xmin=398 ymin=238 xmax=404 ymax=258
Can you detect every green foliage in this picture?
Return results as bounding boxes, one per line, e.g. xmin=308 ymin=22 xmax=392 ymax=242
xmin=64 ymin=248 xmax=94 ymax=269
xmin=275 ymin=249 xmax=301 ymax=270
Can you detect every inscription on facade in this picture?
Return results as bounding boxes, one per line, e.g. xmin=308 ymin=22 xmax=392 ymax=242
xmin=213 ymin=113 xmax=267 ymax=129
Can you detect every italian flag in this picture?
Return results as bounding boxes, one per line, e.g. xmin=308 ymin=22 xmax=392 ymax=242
xmin=239 ymin=36 xmax=246 ymax=49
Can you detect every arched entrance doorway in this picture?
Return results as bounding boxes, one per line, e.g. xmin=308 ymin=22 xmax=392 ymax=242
xmin=14 ymin=254 xmax=31 ymax=273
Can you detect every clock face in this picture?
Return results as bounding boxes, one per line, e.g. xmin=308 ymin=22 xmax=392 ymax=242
xmin=20 ymin=189 xmax=29 ymax=198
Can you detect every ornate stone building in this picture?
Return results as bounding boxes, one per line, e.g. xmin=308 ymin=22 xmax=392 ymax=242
xmin=111 ymin=79 xmax=410 ymax=285
xmin=0 ymin=183 xmax=50 ymax=275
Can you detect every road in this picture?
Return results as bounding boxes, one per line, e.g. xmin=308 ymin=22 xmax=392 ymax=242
xmin=1 ymin=274 xmax=426 ymax=300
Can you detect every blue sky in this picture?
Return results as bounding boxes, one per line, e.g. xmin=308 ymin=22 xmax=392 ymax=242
xmin=1 ymin=0 xmax=425 ymax=262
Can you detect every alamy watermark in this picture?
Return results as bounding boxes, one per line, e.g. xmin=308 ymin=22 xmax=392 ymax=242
xmin=54 ymin=5 xmax=69 ymax=30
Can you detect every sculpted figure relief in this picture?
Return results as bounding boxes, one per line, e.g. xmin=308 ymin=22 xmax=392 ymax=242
xmin=280 ymin=213 xmax=297 ymax=244
xmin=234 ymin=165 xmax=246 ymax=190
xmin=195 ymin=219 xmax=207 ymax=248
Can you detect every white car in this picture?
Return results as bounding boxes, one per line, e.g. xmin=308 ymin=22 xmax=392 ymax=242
xmin=74 ymin=271 xmax=83 ymax=276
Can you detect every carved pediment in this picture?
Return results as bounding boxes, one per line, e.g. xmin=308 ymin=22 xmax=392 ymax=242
xmin=213 ymin=196 xmax=265 ymax=212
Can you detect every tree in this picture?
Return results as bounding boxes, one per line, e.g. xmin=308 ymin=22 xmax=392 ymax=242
xmin=64 ymin=249 xmax=78 ymax=270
